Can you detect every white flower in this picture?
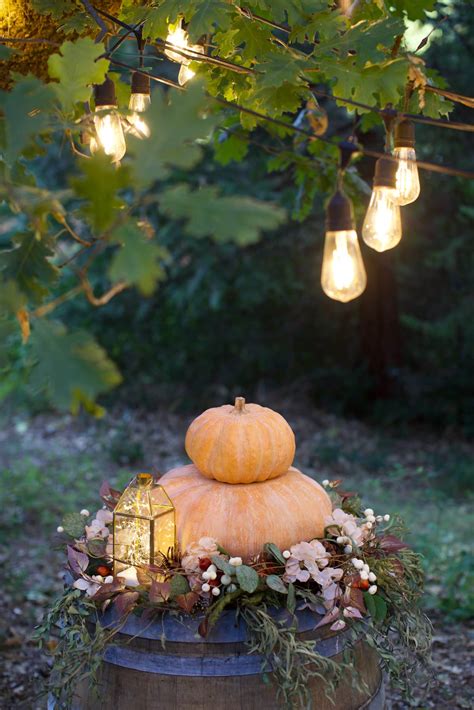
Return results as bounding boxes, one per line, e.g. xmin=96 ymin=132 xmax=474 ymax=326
xmin=364 ymin=508 xmax=374 ymax=517
xmin=368 ymin=572 xmax=377 ymax=582
xmin=211 ymin=587 xmax=220 ymax=596
xmin=221 ymin=574 xmax=232 ymax=585
xmin=80 ymin=509 xmax=90 ymax=517
xmin=282 ymin=550 xmax=291 ymax=559
xmin=344 ymin=545 xmax=353 ymax=554
xmin=284 ymin=540 xmax=330 ymax=583
xmin=182 ymin=537 xmax=220 ymax=575
xmin=56 ymin=526 xmax=64 ymax=533
xmin=325 ymin=509 xmax=365 ymax=546
xmin=368 ymin=585 xmax=378 ymax=595
xmin=384 ymin=514 xmax=390 ymax=522
xmin=322 ymin=479 xmax=330 ymax=487
xmin=352 ymin=558 xmax=364 ymax=570
xmin=73 ymin=576 xmax=102 ymax=597
xmin=360 ymin=571 xmax=369 ymax=580
xmin=229 ymin=557 xmax=243 ymax=567
xmin=201 ymin=583 xmax=211 ymax=593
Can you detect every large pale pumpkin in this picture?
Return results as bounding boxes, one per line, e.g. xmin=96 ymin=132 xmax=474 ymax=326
xmin=160 ymin=464 xmax=332 ymax=560
xmin=185 ymin=397 xmax=296 ymax=484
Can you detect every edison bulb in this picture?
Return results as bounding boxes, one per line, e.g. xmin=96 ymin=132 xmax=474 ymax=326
xmin=362 ymin=188 xmax=402 ymax=252
xmin=128 ymin=93 xmax=151 ymax=138
xmin=129 ymin=92 xmax=151 ymax=113
xmin=93 ymin=107 xmax=126 ymax=162
xmin=393 ymin=147 xmax=420 ymax=205
xmin=178 ymin=63 xmax=195 ymax=86
xmin=321 ymin=230 xmax=367 ymax=303
xmin=165 ymin=24 xmax=190 ymax=62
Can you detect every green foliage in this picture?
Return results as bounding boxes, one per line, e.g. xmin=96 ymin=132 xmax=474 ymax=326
xmin=29 ymin=320 xmax=121 ymax=412
xmin=0 ymin=0 xmax=461 ymax=417
xmin=70 ymin=154 xmax=129 ymax=233
xmin=159 ymin=184 xmax=286 ymax=245
xmin=0 ymin=232 xmax=58 ymax=303
xmin=48 ymin=38 xmax=110 ymax=113
xmin=127 ymin=83 xmax=218 ymax=185
xmin=0 ymin=76 xmax=55 ymax=165
xmin=62 ymin=511 xmax=87 ymax=538
xmin=169 ymin=573 xmax=190 ymax=598
xmin=235 ymin=564 xmax=260 ymax=593
xmin=108 ymin=221 xmax=168 ymax=295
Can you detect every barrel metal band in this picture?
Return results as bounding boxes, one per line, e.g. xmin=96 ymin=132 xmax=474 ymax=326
xmin=104 ymin=629 xmax=351 ymax=677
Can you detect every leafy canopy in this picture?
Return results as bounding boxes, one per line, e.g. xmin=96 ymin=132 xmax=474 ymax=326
xmin=0 ymin=0 xmax=450 ymax=412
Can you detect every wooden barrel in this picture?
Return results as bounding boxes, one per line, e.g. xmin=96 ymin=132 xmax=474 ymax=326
xmin=73 ymin=609 xmax=385 ymax=710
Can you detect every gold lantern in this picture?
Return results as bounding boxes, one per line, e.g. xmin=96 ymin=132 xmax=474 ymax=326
xmin=113 ymin=473 xmax=176 ymax=576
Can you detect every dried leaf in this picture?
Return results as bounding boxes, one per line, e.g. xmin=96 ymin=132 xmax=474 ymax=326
xmin=149 ymin=580 xmax=171 ymax=603
xmin=67 ymin=546 xmax=89 ymax=576
xmin=100 ymin=481 xmax=122 ymax=510
xmin=175 ymin=592 xmax=199 ymax=613
xmin=380 ymin=535 xmax=409 ymax=553
xmin=114 ymin=591 xmax=139 ymax=616
xmin=16 ymin=308 xmax=30 ymax=343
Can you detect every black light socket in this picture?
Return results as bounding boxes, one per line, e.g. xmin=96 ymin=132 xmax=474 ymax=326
xmin=94 ymin=76 xmax=117 ymax=108
xmin=373 ymin=156 xmax=398 ymax=189
xmin=394 ymin=119 xmax=416 ymax=148
xmin=326 ymin=190 xmax=355 ymax=232
xmin=131 ymin=71 xmax=150 ymax=96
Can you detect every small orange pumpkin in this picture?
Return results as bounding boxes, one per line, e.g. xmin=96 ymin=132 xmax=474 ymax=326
xmin=185 ymin=397 xmax=296 ymax=484
xmin=160 ymin=464 xmax=332 ymax=560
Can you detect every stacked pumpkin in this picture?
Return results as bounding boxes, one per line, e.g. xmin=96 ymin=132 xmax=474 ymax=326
xmin=160 ymin=397 xmax=332 ymax=560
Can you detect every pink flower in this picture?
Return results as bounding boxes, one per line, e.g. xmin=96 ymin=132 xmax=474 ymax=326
xmin=182 ymin=537 xmax=219 ymax=576
xmin=85 ymin=508 xmax=113 ymax=540
xmin=325 ymin=508 xmax=365 ymax=546
xmin=283 ymin=540 xmax=330 ymax=583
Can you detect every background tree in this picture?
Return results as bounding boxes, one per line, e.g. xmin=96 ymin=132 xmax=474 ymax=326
xmin=1 ymin=0 xmax=471 ymax=433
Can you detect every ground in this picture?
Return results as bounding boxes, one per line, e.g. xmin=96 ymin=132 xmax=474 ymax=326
xmin=0 ymin=395 xmax=473 ymax=709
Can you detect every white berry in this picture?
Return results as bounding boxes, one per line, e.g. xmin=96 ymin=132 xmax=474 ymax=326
xmin=221 ymin=574 xmax=232 ymax=585
xmin=336 ymin=536 xmax=345 ymax=544
xmin=104 ymin=575 xmax=114 ymax=584
xmin=367 ymin=515 xmax=376 ymax=523
xmin=282 ymin=550 xmax=291 ymax=559
xmin=229 ymin=557 xmax=243 ymax=567
xmin=211 ymin=587 xmax=220 ymax=596
xmin=368 ymin=585 xmax=378 ymax=595
xmin=363 ymin=563 xmax=370 ymax=573
xmin=344 ymin=545 xmax=353 ymax=554
xmin=364 ymin=508 xmax=374 ymax=517
xmin=322 ymin=480 xmax=329 ymax=487
xmin=56 ymin=526 xmax=64 ymax=533
xmin=360 ymin=570 xmax=369 ymax=580
xmin=384 ymin=514 xmax=390 ymax=522
xmin=365 ymin=522 xmax=373 ymax=530
xmin=80 ymin=509 xmax=90 ymax=517
xmin=201 ymin=583 xmax=211 ymax=593
xmin=352 ymin=559 xmax=364 ymax=570
xmin=368 ymin=572 xmax=377 ymax=582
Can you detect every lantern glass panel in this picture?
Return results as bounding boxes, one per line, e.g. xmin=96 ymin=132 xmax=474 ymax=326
xmin=113 ymin=474 xmax=175 ymax=575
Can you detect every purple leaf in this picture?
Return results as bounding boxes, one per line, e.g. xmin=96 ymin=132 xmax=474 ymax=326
xmin=315 ymin=606 xmax=340 ymax=629
xmin=114 ymin=591 xmax=139 ymax=616
xmin=67 ymin=546 xmax=89 ymax=576
xmin=380 ymin=535 xmax=409 ymax=553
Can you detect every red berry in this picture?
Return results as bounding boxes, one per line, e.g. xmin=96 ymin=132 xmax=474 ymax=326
xmin=209 ymin=578 xmax=220 ymax=587
xmin=96 ymin=565 xmax=111 ymax=576
xmin=198 ymin=557 xmax=212 ymax=571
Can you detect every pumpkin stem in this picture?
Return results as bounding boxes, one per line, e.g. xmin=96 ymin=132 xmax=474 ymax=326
xmin=234 ymin=396 xmax=246 ymax=412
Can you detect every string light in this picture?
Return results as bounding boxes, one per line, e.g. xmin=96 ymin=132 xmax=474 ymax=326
xmin=92 ymin=76 xmax=126 ymax=162
xmin=128 ymin=71 xmax=151 ymax=138
xmin=392 ymin=120 xmax=420 ymax=205
xmin=165 ymin=19 xmax=205 ymax=86
xmin=322 ymin=189 xmax=367 ymax=303
xmin=362 ymin=156 xmax=402 ymax=252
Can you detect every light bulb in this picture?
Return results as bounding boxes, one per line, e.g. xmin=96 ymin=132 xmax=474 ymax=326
xmin=392 ymin=119 xmax=420 ymax=206
xmin=165 ymin=23 xmax=190 ymax=63
xmin=93 ymin=107 xmax=126 ymax=162
xmin=321 ymin=230 xmax=366 ymax=302
xmin=178 ymin=63 xmax=195 ymax=86
xmin=129 ymin=92 xmax=151 ymax=113
xmin=362 ymin=187 xmax=402 ymax=252
xmin=393 ymin=147 xmax=420 ymax=205
xmin=93 ymin=77 xmax=126 ymax=162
